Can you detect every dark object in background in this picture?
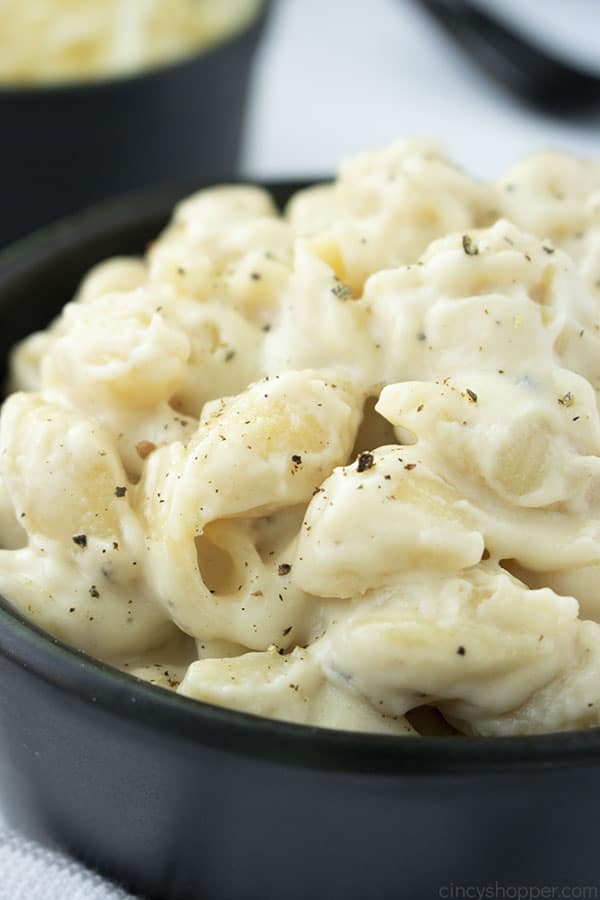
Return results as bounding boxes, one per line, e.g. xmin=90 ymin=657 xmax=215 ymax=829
xmin=1 ymin=184 xmax=600 ymax=898
xmin=0 ymin=3 xmax=270 ymax=248
xmin=416 ymin=0 xmax=600 ymax=114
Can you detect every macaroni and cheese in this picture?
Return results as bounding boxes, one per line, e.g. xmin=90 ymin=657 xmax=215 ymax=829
xmin=0 ymin=0 xmax=261 ymax=84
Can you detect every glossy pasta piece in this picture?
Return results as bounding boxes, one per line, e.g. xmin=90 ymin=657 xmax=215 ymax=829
xmin=314 ymin=565 xmax=581 ymax=724
xmin=179 ymin=645 xmax=416 ymax=735
xmin=444 ymin=621 xmax=600 ymax=736
xmin=364 ymin=220 xmax=600 ymax=389
xmin=294 ymin=445 xmax=483 ymax=599
xmin=40 ymin=287 xmax=196 ymax=475
xmin=287 ymin=139 xmax=493 ymax=295
xmin=0 ymin=393 xmax=175 ymax=657
xmin=377 ymin=372 xmax=600 ymax=571
xmin=149 ymin=186 xmax=293 ymax=326
xmin=137 ymin=371 xmax=362 ymax=647
xmin=262 ymin=243 xmax=377 ymax=382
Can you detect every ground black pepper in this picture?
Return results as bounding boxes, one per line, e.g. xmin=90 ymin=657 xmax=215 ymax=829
xmin=462 ymin=234 xmax=478 ymax=256
xmin=357 ymin=452 xmax=374 ymax=473
xmin=331 ymin=281 xmax=352 ymax=300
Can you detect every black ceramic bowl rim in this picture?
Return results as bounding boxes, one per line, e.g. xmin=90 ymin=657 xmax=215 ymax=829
xmin=0 ymin=0 xmax=270 ymax=96
xmin=1 ymin=185 xmax=600 ymax=778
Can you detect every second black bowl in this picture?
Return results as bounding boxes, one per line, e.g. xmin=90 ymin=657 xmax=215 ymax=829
xmin=0 ymin=2 xmax=270 ymax=248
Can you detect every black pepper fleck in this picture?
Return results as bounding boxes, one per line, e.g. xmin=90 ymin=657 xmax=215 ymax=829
xmin=357 ymin=452 xmax=374 ymax=473
xmin=278 ymin=563 xmax=292 ymax=576
xmin=462 ymin=234 xmax=478 ymax=256
xmin=558 ymin=392 xmax=574 ymax=407
xmin=115 ymin=486 xmax=127 ymax=498
xmin=72 ymin=534 xmax=87 ymax=548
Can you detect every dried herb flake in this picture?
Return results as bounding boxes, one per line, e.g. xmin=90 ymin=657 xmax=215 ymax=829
xmin=462 ymin=234 xmax=479 ymax=256
xmin=331 ymin=281 xmax=352 ymax=300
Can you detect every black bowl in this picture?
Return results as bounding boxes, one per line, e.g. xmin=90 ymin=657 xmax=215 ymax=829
xmin=1 ymin=186 xmax=600 ymax=900
xmin=0 ymin=2 xmax=270 ymax=248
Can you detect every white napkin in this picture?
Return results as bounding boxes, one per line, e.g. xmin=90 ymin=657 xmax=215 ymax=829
xmin=0 ymin=828 xmax=136 ymax=900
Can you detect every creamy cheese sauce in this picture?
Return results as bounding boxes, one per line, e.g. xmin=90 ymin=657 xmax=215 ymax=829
xmin=4 ymin=139 xmax=600 ymax=736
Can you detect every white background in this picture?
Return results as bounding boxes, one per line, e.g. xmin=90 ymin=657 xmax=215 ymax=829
xmin=243 ymin=0 xmax=600 ymax=179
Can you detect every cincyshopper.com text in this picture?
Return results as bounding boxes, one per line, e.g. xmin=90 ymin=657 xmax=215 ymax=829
xmin=439 ymin=884 xmax=598 ymax=900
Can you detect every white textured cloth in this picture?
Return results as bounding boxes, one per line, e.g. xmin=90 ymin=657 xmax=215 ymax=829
xmin=0 ymin=829 xmax=136 ymax=899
